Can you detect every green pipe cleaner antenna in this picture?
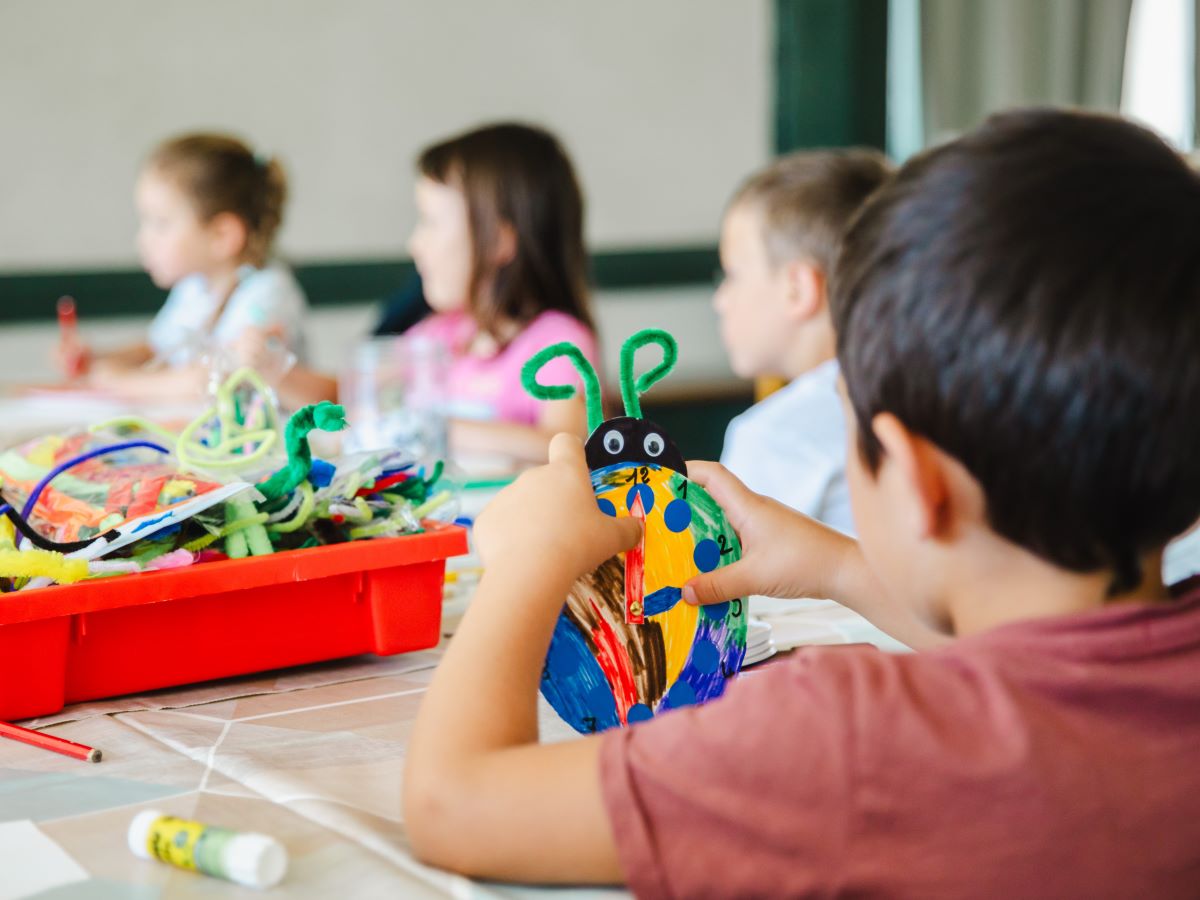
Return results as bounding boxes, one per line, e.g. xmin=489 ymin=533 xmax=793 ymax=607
xmin=619 ymin=329 xmax=678 ymax=419
xmin=255 ymin=401 xmax=348 ymax=502
xmin=520 ymin=342 xmax=605 ymax=434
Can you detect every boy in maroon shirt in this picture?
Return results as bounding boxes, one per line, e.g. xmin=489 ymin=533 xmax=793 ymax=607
xmin=404 ymin=109 xmax=1200 ymax=898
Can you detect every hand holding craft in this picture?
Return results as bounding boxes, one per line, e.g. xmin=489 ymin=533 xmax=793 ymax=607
xmin=520 ymin=329 xmax=748 ymax=734
xmin=683 ymin=459 xmax=861 ymax=608
xmin=473 ymin=433 xmax=642 ymax=580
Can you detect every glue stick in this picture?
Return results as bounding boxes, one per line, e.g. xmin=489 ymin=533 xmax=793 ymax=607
xmin=128 ymin=810 xmax=287 ymax=889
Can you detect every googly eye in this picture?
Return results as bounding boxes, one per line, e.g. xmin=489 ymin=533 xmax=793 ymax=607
xmin=603 ymin=429 xmax=624 ymax=455
xmin=644 ymin=433 xmax=665 ymax=457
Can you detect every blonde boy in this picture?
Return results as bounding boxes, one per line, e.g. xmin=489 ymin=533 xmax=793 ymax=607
xmin=715 ymin=150 xmax=892 ymax=533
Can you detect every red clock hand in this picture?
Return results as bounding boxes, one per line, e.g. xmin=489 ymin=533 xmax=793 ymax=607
xmin=625 ymin=491 xmax=646 ymax=625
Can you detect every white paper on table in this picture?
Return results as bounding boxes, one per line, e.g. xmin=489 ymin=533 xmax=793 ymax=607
xmin=0 ymin=820 xmax=89 ymax=899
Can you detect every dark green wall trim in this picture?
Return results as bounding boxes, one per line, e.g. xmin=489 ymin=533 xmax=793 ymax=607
xmin=775 ymin=0 xmax=890 ymax=153
xmin=590 ymin=246 xmax=717 ymax=289
xmin=0 ymin=246 xmax=719 ymax=323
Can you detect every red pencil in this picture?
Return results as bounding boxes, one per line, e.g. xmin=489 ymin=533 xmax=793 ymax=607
xmin=56 ymin=295 xmax=78 ymax=335
xmin=56 ymin=295 xmax=88 ymax=378
xmin=0 ymin=720 xmax=101 ymax=762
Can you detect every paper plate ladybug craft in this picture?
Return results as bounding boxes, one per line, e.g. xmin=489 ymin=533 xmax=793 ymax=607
xmin=521 ymin=328 xmax=747 ymax=734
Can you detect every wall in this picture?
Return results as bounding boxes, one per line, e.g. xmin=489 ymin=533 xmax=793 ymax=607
xmin=0 ymin=0 xmax=771 ymax=272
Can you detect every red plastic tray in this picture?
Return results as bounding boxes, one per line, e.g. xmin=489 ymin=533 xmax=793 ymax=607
xmin=0 ymin=523 xmax=468 ymax=721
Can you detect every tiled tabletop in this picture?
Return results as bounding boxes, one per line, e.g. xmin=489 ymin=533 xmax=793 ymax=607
xmin=0 ymin=574 xmax=898 ymax=900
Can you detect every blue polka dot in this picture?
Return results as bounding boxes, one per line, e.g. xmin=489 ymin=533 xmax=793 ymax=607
xmin=693 ymin=539 xmax=720 ymax=573
xmin=702 ymin=601 xmax=730 ymax=621
xmin=663 ymin=499 xmax=692 ymax=533
xmin=626 ymin=483 xmax=654 ymax=514
xmin=596 ymin=497 xmax=616 ymax=517
xmin=668 ymin=680 xmax=697 ymax=708
xmin=691 ymin=639 xmax=719 ymax=674
xmin=585 ymin=683 xmax=614 ymax=716
xmin=627 ymin=703 xmax=654 ymax=723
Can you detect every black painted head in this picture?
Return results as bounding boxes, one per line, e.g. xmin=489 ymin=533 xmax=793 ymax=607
xmin=522 ymin=329 xmax=684 ymax=473
xmin=585 ymin=416 xmax=686 ymax=475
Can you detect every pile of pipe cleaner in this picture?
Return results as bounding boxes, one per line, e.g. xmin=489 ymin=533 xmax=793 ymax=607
xmin=0 ymin=367 xmax=456 ymax=591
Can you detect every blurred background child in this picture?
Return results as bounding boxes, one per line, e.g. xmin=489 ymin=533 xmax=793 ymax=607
xmin=714 ymin=149 xmax=893 ymax=534
xmin=265 ymin=122 xmax=598 ymax=463
xmin=60 ymin=133 xmax=308 ymax=400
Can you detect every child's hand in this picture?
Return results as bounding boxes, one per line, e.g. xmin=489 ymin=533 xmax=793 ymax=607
xmin=232 ymin=325 xmax=295 ymax=383
xmin=682 ymin=460 xmax=859 ymax=606
xmin=52 ymin=340 xmax=91 ymax=380
xmin=474 ymin=433 xmax=642 ymax=585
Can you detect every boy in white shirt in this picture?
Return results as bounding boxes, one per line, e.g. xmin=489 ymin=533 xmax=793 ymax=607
xmin=716 ymin=150 xmax=892 ymax=534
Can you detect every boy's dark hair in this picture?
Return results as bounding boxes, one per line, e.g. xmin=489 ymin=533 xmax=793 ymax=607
xmin=731 ymin=148 xmax=893 ymax=273
xmin=832 ymin=108 xmax=1200 ymax=593
xmin=418 ymin=122 xmax=594 ymax=343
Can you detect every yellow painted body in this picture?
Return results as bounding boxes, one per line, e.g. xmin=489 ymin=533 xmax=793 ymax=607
xmin=593 ymin=465 xmax=700 ymax=690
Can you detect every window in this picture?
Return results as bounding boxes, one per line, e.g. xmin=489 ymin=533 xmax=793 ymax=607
xmin=1122 ymin=0 xmax=1195 ymax=151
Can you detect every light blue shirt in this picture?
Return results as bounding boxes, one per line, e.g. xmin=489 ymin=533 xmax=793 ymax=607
xmin=720 ymin=359 xmax=854 ymax=535
xmin=147 ymin=262 xmax=309 ymax=366
xmin=1166 ymin=526 xmax=1200 ymax=584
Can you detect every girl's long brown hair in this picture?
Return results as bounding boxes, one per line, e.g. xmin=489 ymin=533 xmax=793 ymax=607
xmin=418 ymin=123 xmax=594 ymax=343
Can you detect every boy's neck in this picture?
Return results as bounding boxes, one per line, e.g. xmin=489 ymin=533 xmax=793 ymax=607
xmin=944 ymin=538 xmax=1171 ymax=637
xmin=777 ymin=322 xmax=836 ymax=382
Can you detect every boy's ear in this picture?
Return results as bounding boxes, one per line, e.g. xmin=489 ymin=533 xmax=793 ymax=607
xmin=208 ymin=212 xmax=249 ymax=260
xmin=491 ymin=220 xmax=518 ymax=267
xmin=871 ymin=413 xmax=951 ymax=540
xmin=783 ymin=260 xmax=827 ymax=321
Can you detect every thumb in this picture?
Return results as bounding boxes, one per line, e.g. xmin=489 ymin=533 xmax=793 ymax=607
xmin=548 ymin=432 xmax=587 ymax=468
xmin=685 ymin=461 xmax=758 ymax=531
xmin=605 ymin=513 xmax=643 ymax=555
xmin=682 ymin=559 xmax=755 ymax=606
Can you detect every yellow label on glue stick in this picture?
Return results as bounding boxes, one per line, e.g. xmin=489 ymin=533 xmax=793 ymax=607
xmin=146 ymin=815 xmax=236 ymax=875
xmin=130 ymin=810 xmax=285 ymax=888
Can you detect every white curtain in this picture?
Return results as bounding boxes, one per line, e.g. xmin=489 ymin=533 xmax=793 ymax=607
xmin=918 ymin=0 xmax=1134 ymax=145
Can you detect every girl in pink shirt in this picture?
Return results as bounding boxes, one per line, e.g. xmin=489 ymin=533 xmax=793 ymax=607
xmin=406 ymin=123 xmax=599 ymax=462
